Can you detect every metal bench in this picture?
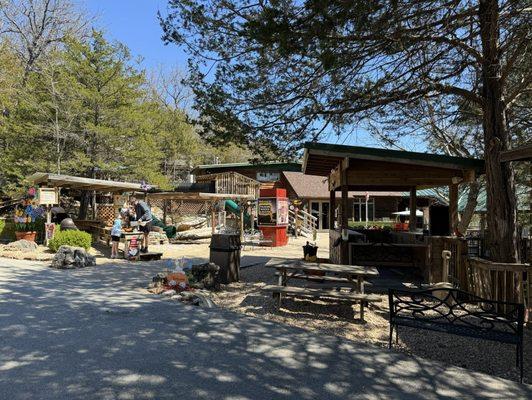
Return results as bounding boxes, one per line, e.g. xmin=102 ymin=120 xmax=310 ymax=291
xmin=263 ymin=285 xmax=381 ymax=321
xmin=388 ymin=288 xmax=525 ymax=382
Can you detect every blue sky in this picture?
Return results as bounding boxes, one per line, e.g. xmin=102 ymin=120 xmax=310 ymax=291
xmin=79 ymin=0 xmax=187 ymax=70
xmin=77 ymin=0 xmax=419 ymax=151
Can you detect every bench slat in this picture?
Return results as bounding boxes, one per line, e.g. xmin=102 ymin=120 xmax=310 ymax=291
xmin=274 ymin=272 xmax=372 ymax=285
xmin=263 ymin=285 xmax=381 ymax=302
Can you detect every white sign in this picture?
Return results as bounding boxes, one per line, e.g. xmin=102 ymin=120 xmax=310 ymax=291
xmin=38 ymin=188 xmax=58 ymax=205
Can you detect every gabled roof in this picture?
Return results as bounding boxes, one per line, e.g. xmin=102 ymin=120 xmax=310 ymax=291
xmin=193 ymin=161 xmax=301 ymax=174
xmin=282 ymin=171 xmax=445 ymax=200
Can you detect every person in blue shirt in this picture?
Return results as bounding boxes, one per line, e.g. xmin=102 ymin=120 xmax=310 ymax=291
xmin=110 ymin=213 xmax=123 ymax=259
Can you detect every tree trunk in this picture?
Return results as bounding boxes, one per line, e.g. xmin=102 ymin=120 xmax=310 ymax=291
xmin=457 ymin=181 xmax=480 ymax=235
xmin=479 ymin=0 xmax=519 ymax=263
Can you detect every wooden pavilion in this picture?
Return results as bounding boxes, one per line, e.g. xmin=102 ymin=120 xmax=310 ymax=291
xmin=302 ymin=143 xmax=485 ymax=273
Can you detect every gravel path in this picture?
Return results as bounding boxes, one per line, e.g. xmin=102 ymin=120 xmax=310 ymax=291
xmin=213 ymin=262 xmax=532 ymax=384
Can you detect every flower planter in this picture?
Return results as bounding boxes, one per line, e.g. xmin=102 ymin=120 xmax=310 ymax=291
xmin=15 ymin=231 xmax=37 ymax=242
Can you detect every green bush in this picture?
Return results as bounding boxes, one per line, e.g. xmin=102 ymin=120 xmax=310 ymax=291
xmin=0 ymin=219 xmax=16 ymax=242
xmin=48 ymin=230 xmax=92 ymax=252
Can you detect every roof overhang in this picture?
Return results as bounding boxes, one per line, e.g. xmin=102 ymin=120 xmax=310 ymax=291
xmin=147 ymin=192 xmax=254 ymax=201
xmin=27 ymin=173 xmax=152 ymax=193
xmin=302 ymin=142 xmax=485 ymax=191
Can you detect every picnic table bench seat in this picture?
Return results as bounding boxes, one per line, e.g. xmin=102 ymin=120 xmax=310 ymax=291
xmin=274 ymin=271 xmax=373 ymax=286
xmin=264 ymin=285 xmax=381 ymax=302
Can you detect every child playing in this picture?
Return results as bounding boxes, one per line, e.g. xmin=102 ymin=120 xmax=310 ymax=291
xmin=110 ymin=214 xmax=123 ymax=259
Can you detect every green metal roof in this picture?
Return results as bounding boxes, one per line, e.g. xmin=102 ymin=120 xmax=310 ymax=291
xmin=401 ymin=188 xmax=448 ymax=204
xmin=194 ymin=161 xmax=301 ymax=173
xmin=303 ymin=142 xmax=485 ymax=173
xmin=458 ymin=185 xmax=530 ymax=212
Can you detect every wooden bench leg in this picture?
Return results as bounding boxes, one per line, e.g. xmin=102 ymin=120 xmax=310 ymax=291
xmin=389 ymin=325 xmax=394 ymax=349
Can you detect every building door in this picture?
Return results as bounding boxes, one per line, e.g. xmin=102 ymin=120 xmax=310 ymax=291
xmin=310 ymin=201 xmax=330 ymax=230
xmin=321 ymin=202 xmax=329 ymax=230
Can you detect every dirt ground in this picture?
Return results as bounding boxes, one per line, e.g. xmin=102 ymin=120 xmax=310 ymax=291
xmin=2 ymin=232 xmax=531 ymax=383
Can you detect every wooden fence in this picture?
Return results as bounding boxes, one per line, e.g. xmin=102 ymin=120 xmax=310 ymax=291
xmin=196 ymin=172 xmax=260 ymax=198
xmin=467 ymin=257 xmax=531 ymax=315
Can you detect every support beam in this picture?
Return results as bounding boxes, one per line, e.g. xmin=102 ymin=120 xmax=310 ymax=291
xmin=92 ymin=190 xmax=97 ymax=220
xmin=340 ymin=168 xmax=349 ymax=264
xmin=449 ymin=183 xmax=459 ymax=235
xmin=409 ymin=187 xmax=417 ymax=232
xmin=329 ymin=190 xmax=336 ymax=229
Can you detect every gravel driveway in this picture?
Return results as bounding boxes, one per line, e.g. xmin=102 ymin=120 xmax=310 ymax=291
xmin=0 ymin=257 xmax=530 ymax=399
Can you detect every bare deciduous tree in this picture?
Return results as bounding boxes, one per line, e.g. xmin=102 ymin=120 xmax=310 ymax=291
xmin=0 ymin=0 xmax=89 ymax=83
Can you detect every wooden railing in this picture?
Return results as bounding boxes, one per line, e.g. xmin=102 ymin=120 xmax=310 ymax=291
xmin=289 ymin=208 xmax=317 ymax=239
xmin=467 ymin=257 xmax=531 ymax=312
xmin=426 ymin=236 xmax=468 ymax=288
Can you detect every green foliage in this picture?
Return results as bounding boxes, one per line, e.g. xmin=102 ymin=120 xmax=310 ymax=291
xmin=0 ymin=219 xmax=16 ymax=241
xmin=48 ymin=230 xmax=92 ymax=252
xmin=348 ymin=221 xmax=394 ymax=229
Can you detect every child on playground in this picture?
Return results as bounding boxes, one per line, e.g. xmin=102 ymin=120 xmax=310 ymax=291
xmin=110 ymin=213 xmax=122 ymax=259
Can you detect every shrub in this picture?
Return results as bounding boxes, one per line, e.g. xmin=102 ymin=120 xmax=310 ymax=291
xmin=48 ymin=230 xmax=92 ymax=252
xmin=0 ymin=219 xmax=16 ymax=242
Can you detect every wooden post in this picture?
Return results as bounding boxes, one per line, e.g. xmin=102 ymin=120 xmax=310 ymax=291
xmin=341 ymin=175 xmax=349 ymax=264
xmin=92 ymin=190 xmax=97 ymax=220
xmin=239 ymin=203 xmax=244 ymax=242
xmin=409 ymin=187 xmax=417 ymax=232
xmin=211 ymin=202 xmax=216 ymax=234
xmin=329 ymin=190 xmax=336 ymax=230
xmin=449 ymin=183 xmax=458 ymax=236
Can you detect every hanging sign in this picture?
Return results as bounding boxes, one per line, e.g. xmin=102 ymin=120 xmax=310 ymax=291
xmin=38 ymin=188 xmax=58 ymax=205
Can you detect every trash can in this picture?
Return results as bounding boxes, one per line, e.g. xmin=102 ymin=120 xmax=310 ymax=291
xmin=302 ymin=242 xmax=318 ymax=260
xmin=209 ymin=234 xmax=241 ymax=284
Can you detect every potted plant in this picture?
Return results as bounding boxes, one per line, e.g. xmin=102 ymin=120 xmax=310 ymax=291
xmin=13 ymin=196 xmax=44 ymax=242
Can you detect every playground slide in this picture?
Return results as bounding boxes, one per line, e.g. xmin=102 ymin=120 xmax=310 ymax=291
xmin=152 ymin=216 xmax=177 ymax=239
xmin=224 ymin=200 xmax=251 ymax=224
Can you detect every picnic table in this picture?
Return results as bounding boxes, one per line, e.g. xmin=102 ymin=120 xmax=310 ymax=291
xmin=264 ymin=260 xmax=380 ymax=321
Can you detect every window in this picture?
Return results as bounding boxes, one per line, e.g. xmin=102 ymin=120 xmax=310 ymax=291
xmin=353 ymin=197 xmax=375 ymax=222
xmin=256 ymin=171 xmax=280 ymax=182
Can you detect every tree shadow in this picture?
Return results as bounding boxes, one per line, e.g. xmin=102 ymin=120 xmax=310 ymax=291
xmin=0 ymin=257 xmax=530 ymax=399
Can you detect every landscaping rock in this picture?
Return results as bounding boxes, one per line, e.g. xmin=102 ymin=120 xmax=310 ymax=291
xmin=50 ymin=245 xmax=96 ymax=269
xmin=2 ymin=239 xmax=38 ymax=252
xmin=190 ymin=262 xmax=221 ymax=291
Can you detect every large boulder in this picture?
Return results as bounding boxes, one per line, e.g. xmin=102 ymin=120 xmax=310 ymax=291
xmin=2 ymin=239 xmax=38 ymax=253
xmin=51 ymin=245 xmax=96 ymax=269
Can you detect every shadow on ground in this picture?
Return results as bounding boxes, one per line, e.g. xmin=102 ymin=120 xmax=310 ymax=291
xmin=0 ymin=258 xmax=530 ymax=399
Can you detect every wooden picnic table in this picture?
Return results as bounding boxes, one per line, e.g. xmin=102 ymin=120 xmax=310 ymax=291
xmin=265 ymin=260 xmax=380 ymax=321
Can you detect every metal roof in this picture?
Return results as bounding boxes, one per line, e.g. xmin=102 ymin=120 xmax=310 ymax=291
xmin=302 ymin=142 xmax=485 ymax=190
xmin=303 ymin=142 xmax=485 ymax=175
xmin=27 ymin=173 xmax=151 ymax=193
xmin=193 ymin=161 xmax=301 ymax=174
xmin=458 ymin=185 xmax=530 ymax=212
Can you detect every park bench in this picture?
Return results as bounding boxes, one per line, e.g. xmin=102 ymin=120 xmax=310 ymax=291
xmin=388 ymin=288 xmax=525 ymax=382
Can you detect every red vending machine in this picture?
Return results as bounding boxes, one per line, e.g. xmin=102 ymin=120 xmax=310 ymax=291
xmin=257 ymin=188 xmax=289 ymax=247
